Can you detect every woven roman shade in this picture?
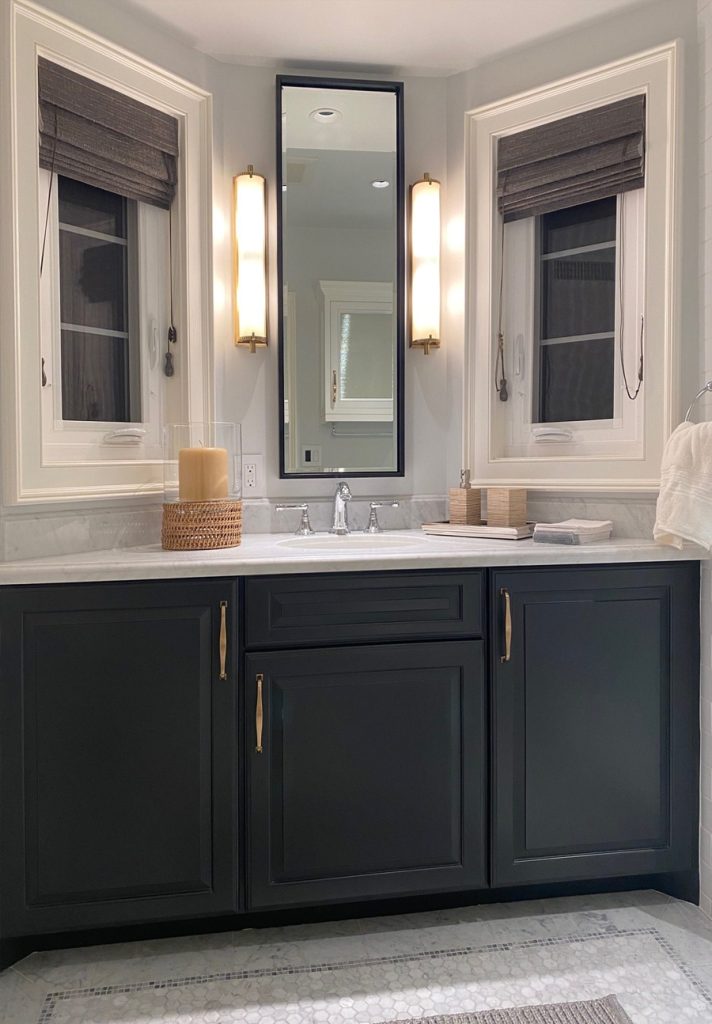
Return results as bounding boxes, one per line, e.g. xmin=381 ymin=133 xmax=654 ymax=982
xmin=38 ymin=57 xmax=178 ymax=209
xmin=497 ymin=95 xmax=645 ymax=222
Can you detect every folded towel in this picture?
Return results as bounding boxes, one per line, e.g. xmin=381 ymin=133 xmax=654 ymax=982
xmin=654 ymin=420 xmax=712 ymax=550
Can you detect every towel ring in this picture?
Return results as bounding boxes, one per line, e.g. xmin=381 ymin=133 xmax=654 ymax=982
xmin=685 ymin=380 xmax=712 ymax=422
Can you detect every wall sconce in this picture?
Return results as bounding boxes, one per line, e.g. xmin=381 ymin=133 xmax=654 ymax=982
xmin=233 ymin=165 xmax=268 ymax=352
xmin=410 ymin=172 xmax=441 ymax=355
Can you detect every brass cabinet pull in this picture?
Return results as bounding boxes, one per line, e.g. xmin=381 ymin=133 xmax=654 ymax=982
xmin=219 ymin=601 xmax=228 ymax=680
xmin=332 ymin=369 xmax=337 ymax=406
xmin=255 ymin=673 xmax=264 ymax=753
xmin=500 ymin=587 xmax=512 ymax=663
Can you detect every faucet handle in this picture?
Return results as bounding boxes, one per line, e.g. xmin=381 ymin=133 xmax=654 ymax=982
xmin=275 ymin=503 xmax=314 ymax=536
xmin=366 ymin=500 xmax=399 ymax=534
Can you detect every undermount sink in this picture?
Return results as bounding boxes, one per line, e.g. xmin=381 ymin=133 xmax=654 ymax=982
xmin=277 ymin=533 xmax=427 ymax=552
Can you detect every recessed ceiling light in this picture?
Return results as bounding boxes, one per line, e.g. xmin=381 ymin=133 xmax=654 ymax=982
xmin=309 ymin=107 xmax=342 ymax=124
xmin=371 ymin=179 xmax=390 ymax=189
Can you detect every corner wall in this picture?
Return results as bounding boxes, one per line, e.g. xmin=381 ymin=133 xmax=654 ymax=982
xmin=0 ymin=0 xmax=451 ymax=558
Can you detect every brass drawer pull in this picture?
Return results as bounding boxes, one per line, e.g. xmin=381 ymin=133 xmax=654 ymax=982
xmin=255 ymin=673 xmax=264 ymax=753
xmin=500 ymin=587 xmax=512 ymax=663
xmin=219 ymin=601 xmax=228 ymax=680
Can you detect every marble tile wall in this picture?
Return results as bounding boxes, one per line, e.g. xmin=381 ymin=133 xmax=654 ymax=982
xmin=0 ymin=506 xmax=163 ymax=562
xmin=0 ymin=492 xmax=656 ymax=563
xmin=0 ymin=497 xmax=449 ymax=561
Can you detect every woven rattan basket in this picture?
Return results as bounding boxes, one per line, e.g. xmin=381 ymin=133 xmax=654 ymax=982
xmin=162 ymin=499 xmax=243 ymax=550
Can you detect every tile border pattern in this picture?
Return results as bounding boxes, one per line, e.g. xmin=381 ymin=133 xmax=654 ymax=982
xmin=34 ymin=925 xmax=712 ymax=1024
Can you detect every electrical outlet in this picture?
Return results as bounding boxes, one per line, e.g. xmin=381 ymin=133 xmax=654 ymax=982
xmin=242 ymin=453 xmax=264 ymax=496
xmin=302 ymin=445 xmax=322 ymax=468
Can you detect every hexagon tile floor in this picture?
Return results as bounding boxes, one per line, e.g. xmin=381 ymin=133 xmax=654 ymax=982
xmin=3 ymin=891 xmax=712 ymax=1024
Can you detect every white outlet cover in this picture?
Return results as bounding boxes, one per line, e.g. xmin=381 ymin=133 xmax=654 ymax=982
xmin=302 ymin=445 xmax=322 ymax=467
xmin=242 ymin=453 xmax=265 ymax=497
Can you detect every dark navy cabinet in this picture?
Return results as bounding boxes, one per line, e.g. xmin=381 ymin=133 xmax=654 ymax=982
xmin=490 ymin=563 xmax=699 ymax=887
xmin=245 ymin=640 xmax=487 ymax=909
xmin=0 ymin=561 xmax=700 ymax=961
xmin=0 ymin=580 xmax=239 ymax=936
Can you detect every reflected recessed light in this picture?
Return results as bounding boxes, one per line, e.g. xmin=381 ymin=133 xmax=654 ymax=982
xmin=309 ymin=107 xmax=342 ymax=124
xmin=371 ymin=179 xmax=390 ymax=189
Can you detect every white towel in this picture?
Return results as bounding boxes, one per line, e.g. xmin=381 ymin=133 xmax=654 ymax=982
xmin=654 ymin=420 xmax=712 ymax=550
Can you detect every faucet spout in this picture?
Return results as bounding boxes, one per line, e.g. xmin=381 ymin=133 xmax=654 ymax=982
xmin=331 ymin=480 xmax=352 ymax=535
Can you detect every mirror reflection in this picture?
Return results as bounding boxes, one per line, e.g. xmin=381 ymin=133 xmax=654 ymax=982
xmin=278 ymin=79 xmax=403 ymax=476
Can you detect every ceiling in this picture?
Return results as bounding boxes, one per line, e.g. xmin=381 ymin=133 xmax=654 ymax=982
xmin=118 ymin=0 xmax=653 ymax=76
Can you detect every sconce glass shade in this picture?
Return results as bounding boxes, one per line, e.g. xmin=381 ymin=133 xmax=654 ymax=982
xmin=233 ymin=167 xmax=267 ymax=351
xmin=410 ymin=173 xmax=441 ymax=354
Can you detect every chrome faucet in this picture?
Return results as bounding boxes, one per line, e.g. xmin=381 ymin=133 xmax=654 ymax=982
xmin=330 ymin=480 xmax=352 ymax=535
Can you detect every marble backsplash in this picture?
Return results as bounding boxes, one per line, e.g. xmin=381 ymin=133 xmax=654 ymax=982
xmin=0 ymin=492 xmax=658 ymax=562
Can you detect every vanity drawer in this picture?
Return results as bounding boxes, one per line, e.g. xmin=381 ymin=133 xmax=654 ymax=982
xmin=244 ymin=570 xmax=484 ymax=648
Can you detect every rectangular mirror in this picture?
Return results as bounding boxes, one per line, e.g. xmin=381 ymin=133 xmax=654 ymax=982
xmin=277 ymin=76 xmax=404 ymax=477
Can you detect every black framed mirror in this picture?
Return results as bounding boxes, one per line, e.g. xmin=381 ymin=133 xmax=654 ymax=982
xmin=277 ymin=76 xmax=405 ymax=478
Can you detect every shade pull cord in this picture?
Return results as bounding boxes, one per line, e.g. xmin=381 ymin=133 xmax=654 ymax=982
xmin=618 ymin=204 xmax=643 ymax=400
xmin=494 ymin=218 xmax=508 ymax=402
xmin=164 ymin=204 xmax=177 ymax=377
xmin=39 ymin=110 xmax=58 ymax=277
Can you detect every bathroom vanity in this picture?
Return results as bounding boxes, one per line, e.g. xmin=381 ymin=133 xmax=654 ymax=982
xmin=0 ymin=536 xmax=701 ymax=966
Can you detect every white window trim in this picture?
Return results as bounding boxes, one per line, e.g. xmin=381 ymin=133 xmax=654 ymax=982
xmin=319 ymin=280 xmax=394 ymax=423
xmin=465 ymin=41 xmax=680 ymax=491
xmin=1 ymin=0 xmax=214 ymax=504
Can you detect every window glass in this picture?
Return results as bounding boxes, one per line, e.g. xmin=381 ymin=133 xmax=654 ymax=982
xmin=59 ymin=233 xmax=127 ymax=332
xmin=535 ymin=197 xmax=616 ymax=423
xmin=60 ymin=331 xmax=130 ymax=422
xmin=541 ymin=197 xmax=616 ymax=254
xmin=58 ymin=176 xmax=126 ymax=236
xmin=539 ymin=338 xmax=614 ymax=422
xmin=338 ymin=312 xmax=392 ymax=401
xmin=57 ymin=176 xmax=137 ymax=422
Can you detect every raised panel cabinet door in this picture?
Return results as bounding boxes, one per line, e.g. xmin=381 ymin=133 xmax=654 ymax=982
xmin=246 ymin=641 xmax=487 ymax=909
xmin=490 ymin=563 xmax=699 ymax=887
xmin=0 ymin=580 xmax=238 ymax=935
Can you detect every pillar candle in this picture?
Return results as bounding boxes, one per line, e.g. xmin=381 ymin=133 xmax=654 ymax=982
xmin=178 ymin=447 xmax=229 ymax=502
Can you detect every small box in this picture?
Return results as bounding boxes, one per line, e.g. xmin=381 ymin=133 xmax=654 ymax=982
xmin=448 ymin=486 xmax=481 ymax=525
xmin=486 ymin=487 xmax=527 ymax=528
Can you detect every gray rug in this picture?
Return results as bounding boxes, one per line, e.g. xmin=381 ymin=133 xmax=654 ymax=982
xmin=377 ymin=995 xmax=632 ymax=1023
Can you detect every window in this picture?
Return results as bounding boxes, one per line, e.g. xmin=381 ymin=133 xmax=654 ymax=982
xmin=3 ymin=2 xmax=213 ymax=504
xmin=535 ymin=198 xmax=616 ymax=424
xmin=467 ymin=43 xmax=679 ymax=491
xmin=320 ymin=281 xmax=394 ymax=422
xmin=499 ymin=188 xmax=644 ymax=459
xmin=57 ymin=176 xmax=138 ymax=424
xmin=40 ymin=170 xmax=169 ymax=463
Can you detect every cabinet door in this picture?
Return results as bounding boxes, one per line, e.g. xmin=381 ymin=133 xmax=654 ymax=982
xmin=246 ymin=641 xmax=487 ymax=909
xmin=0 ymin=580 xmax=238 ymax=935
xmin=491 ymin=563 xmax=699 ymax=887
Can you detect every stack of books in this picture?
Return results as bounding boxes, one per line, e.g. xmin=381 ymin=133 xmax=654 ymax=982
xmin=532 ymin=519 xmax=613 ymax=545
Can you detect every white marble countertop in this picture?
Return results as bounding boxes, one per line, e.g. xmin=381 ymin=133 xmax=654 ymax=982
xmin=0 ymin=530 xmax=704 ymax=585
